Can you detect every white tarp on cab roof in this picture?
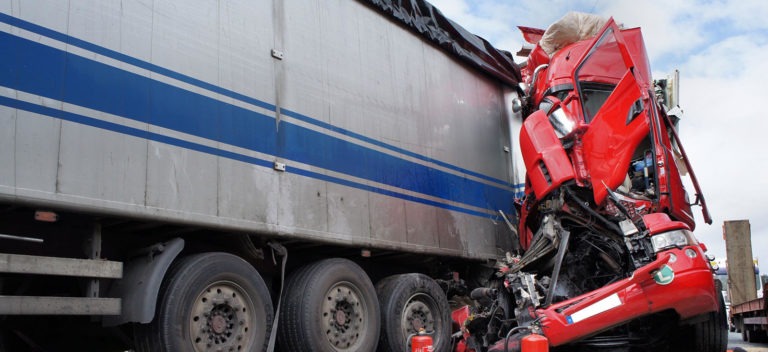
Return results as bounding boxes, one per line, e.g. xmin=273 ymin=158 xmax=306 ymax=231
xmin=539 ymin=12 xmax=608 ymax=56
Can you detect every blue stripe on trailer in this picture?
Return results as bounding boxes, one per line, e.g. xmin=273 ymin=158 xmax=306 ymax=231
xmin=0 ymin=12 xmax=518 ymax=190
xmin=0 ymin=94 xmax=492 ymax=219
xmin=0 ymin=29 xmax=515 ymax=217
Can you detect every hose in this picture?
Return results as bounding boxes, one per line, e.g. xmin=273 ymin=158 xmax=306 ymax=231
xmin=504 ymin=326 xmax=531 ymax=352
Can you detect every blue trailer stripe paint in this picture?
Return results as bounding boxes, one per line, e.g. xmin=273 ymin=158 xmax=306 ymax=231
xmin=289 ymin=168 xmax=492 ymax=218
xmin=2 ymin=31 xmax=279 ymax=157
xmin=0 ymin=95 xmax=275 ymax=170
xmin=0 ymin=94 xmax=491 ymax=219
xmin=278 ymin=122 xmax=512 ymax=213
xmin=0 ymin=29 xmax=515 ymax=214
xmin=0 ymin=12 xmax=517 ymax=189
xmin=280 ymin=108 xmax=512 ymax=186
xmin=0 ymin=12 xmax=276 ymax=112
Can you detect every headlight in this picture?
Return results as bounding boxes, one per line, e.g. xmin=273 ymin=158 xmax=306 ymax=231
xmin=650 ymin=229 xmax=694 ymax=252
xmin=548 ymin=108 xmax=576 ymax=138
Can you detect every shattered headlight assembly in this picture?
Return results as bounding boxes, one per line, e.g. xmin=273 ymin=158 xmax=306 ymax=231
xmin=548 ymin=108 xmax=576 ymax=138
xmin=650 ymin=229 xmax=695 ymax=252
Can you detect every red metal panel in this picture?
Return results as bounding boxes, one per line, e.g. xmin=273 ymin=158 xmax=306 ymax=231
xmin=537 ymin=248 xmax=718 ymax=346
xmin=519 ymin=110 xmax=575 ymax=198
xmin=581 ymin=70 xmax=646 ymax=204
xmin=642 ymin=213 xmax=691 ymax=234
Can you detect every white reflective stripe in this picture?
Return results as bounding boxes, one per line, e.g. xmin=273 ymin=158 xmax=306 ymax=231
xmin=567 ymin=293 xmax=621 ymax=324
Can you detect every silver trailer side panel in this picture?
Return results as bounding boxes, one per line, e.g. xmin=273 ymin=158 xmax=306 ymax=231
xmin=0 ymin=0 xmax=522 ymax=259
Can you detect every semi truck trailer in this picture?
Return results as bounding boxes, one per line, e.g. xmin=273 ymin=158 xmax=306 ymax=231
xmin=0 ymin=0 xmax=523 ymax=350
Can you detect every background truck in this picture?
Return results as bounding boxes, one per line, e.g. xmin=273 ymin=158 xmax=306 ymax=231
xmin=723 ymin=220 xmax=768 ymax=342
xmin=732 ymin=285 xmax=768 ymax=343
xmin=712 ymin=256 xmax=762 ymax=332
xmin=0 ymin=0 xmax=524 ymax=351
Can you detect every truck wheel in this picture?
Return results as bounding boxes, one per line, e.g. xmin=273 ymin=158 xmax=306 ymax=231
xmin=752 ymin=325 xmax=765 ymax=343
xmin=744 ymin=328 xmax=755 ymax=342
xmin=375 ymin=273 xmax=451 ymax=352
xmin=277 ymin=258 xmax=380 ymax=352
xmin=134 ymin=252 xmax=273 ymax=352
xmin=743 ymin=327 xmax=766 ymax=343
xmin=690 ymin=284 xmax=728 ymax=352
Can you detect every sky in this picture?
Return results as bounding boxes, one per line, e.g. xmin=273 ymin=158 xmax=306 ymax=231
xmin=428 ymin=0 xmax=768 ymax=274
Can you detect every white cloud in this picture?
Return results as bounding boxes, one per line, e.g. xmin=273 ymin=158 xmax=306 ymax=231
xmin=675 ymin=33 xmax=768 ymax=268
xmin=598 ymin=0 xmax=707 ymax=67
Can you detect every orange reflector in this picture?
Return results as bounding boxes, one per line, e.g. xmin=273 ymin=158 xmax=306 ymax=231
xmin=34 ymin=211 xmax=58 ymax=222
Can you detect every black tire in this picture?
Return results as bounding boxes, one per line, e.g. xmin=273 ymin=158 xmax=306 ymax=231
xmin=742 ymin=327 xmax=766 ymax=343
xmin=134 ymin=252 xmax=273 ymax=352
xmin=689 ymin=282 xmax=728 ymax=352
xmin=745 ymin=328 xmax=756 ymax=343
xmin=375 ymin=273 xmax=451 ymax=352
xmin=753 ymin=329 xmax=766 ymax=343
xmin=277 ymin=258 xmax=380 ymax=352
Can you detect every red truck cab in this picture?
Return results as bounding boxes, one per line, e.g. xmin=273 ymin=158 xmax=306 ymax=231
xmin=452 ymin=15 xmax=726 ymax=352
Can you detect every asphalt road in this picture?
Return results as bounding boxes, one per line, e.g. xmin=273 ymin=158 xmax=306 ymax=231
xmin=729 ymin=331 xmax=768 ymax=351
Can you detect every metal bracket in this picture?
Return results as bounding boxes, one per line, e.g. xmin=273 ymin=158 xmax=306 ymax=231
xmin=274 ymin=161 xmax=286 ymax=172
xmin=271 ymin=49 xmax=284 ymax=60
xmin=87 ymin=223 xmax=102 ymax=298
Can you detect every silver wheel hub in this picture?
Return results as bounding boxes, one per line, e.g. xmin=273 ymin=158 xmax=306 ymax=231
xmin=322 ymin=282 xmax=366 ymax=351
xmin=190 ymin=283 xmax=254 ymax=352
xmin=402 ymin=296 xmax=436 ymax=336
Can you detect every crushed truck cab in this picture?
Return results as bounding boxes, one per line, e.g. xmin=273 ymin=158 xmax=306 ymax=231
xmin=451 ymin=14 xmax=725 ymax=352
